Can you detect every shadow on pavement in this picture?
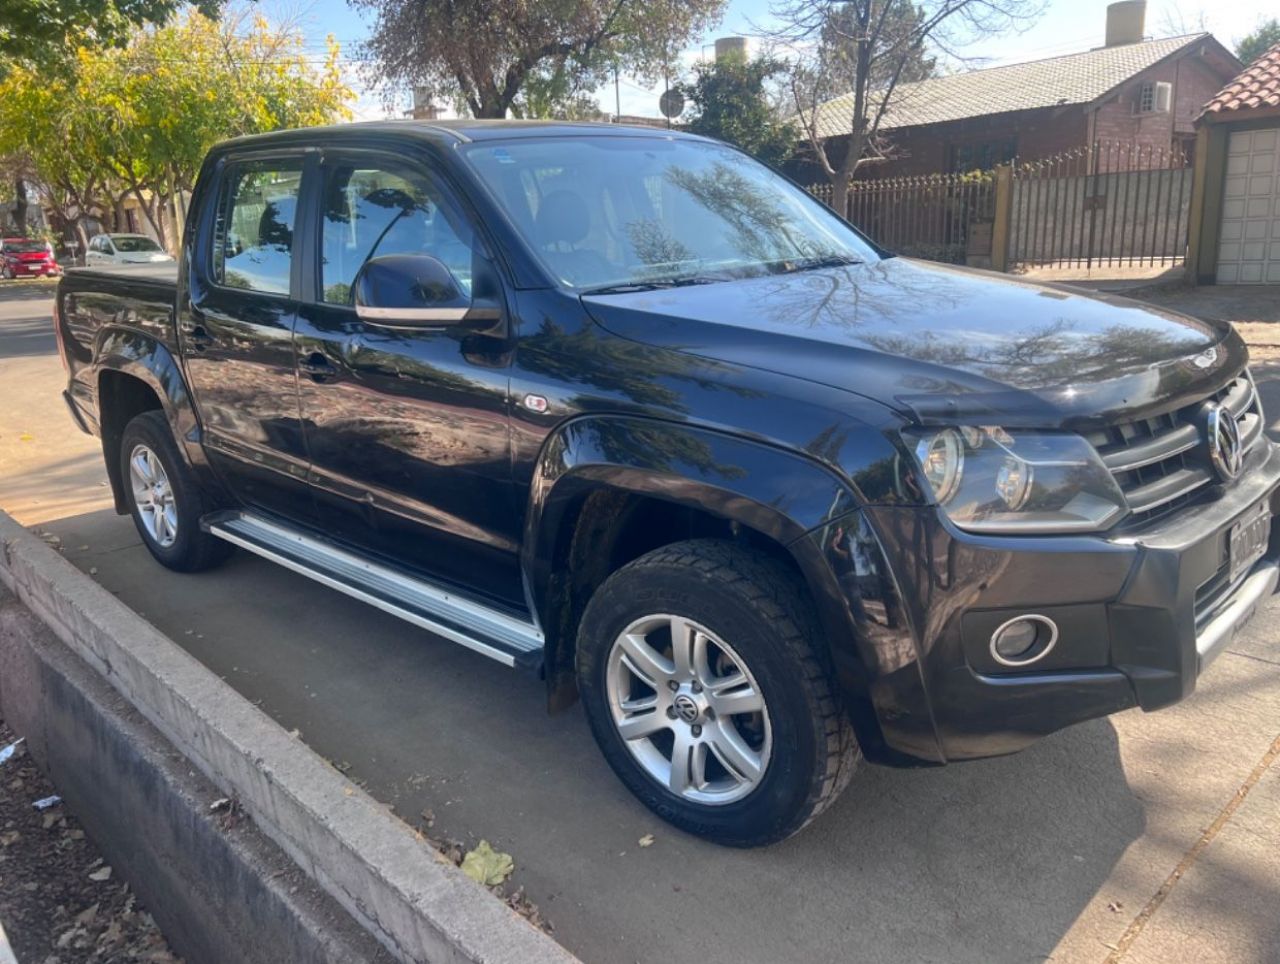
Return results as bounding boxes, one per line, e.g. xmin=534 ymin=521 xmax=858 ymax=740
xmin=38 ymin=505 xmax=1145 ymax=964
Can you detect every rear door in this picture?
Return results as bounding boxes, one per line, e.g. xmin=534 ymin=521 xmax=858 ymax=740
xmin=292 ymin=149 xmax=522 ymax=608
xmin=177 ymin=151 xmax=315 ymax=520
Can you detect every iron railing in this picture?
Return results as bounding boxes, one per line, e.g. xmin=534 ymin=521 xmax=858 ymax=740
xmin=810 ymin=172 xmax=996 ymax=265
xmin=1009 ymin=141 xmax=1193 ymax=270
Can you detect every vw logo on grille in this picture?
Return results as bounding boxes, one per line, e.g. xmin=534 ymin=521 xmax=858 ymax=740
xmin=1206 ymin=402 xmax=1243 ymax=483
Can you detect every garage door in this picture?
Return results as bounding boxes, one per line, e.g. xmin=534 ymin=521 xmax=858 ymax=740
xmin=1217 ymin=128 xmax=1280 ymax=284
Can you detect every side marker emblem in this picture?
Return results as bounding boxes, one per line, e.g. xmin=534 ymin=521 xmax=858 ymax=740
xmin=522 ymin=394 xmax=549 ymax=414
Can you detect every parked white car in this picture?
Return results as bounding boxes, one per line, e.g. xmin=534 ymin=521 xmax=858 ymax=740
xmin=84 ymin=233 xmax=175 ymax=266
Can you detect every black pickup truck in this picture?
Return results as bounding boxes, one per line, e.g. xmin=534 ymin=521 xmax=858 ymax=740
xmin=55 ymin=120 xmax=1280 ymax=846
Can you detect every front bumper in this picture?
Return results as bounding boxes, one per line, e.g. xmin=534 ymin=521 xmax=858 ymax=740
xmin=818 ymin=438 xmax=1280 ymax=765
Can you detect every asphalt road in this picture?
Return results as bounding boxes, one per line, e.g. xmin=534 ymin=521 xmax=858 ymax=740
xmin=2 ymin=279 xmax=1279 ymax=964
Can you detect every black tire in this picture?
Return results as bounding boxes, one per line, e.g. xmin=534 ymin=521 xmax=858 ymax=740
xmin=577 ymin=539 xmax=859 ymax=847
xmin=119 ymin=410 xmax=232 ymax=572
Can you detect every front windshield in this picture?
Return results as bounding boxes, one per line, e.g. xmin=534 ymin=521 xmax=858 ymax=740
xmin=461 ymin=136 xmax=877 ymax=291
xmin=113 ymin=236 xmax=161 ymax=252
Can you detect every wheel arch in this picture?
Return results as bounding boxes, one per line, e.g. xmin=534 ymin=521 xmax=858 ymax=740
xmin=525 ymin=415 xmax=893 ymax=754
xmin=94 ymin=328 xmax=208 ymax=514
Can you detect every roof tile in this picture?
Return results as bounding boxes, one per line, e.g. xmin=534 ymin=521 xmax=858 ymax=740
xmin=804 ymin=34 xmax=1209 ymax=139
xmin=1202 ymin=42 xmax=1280 ymax=117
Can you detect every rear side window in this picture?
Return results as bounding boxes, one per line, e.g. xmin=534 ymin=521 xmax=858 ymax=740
xmin=318 ymin=161 xmax=475 ymax=305
xmin=212 ymin=160 xmax=304 ymax=295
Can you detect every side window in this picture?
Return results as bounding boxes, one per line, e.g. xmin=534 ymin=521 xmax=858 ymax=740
xmin=212 ymin=160 xmax=304 ymax=295
xmin=319 ymin=162 xmax=475 ymax=305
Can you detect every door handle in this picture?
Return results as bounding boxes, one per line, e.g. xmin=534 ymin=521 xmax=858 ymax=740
xmin=299 ymin=351 xmax=338 ymax=382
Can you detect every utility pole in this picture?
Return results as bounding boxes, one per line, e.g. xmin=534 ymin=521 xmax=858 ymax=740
xmin=614 ymin=64 xmax=621 ymax=122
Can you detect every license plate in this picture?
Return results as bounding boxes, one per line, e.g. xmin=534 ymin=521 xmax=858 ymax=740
xmin=1229 ymin=502 xmax=1271 ymax=586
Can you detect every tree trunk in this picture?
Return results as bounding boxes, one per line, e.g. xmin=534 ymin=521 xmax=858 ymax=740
xmin=13 ymin=178 xmax=27 ymax=235
xmin=832 ymin=177 xmax=849 ymax=219
xmin=72 ymin=220 xmax=90 ymax=265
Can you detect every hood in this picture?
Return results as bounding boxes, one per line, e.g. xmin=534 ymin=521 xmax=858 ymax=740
xmin=582 ymin=258 xmax=1244 ymax=428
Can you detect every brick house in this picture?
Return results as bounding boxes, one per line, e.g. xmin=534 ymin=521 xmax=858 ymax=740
xmin=794 ymin=1 xmax=1240 ymax=181
xmin=1187 ymin=42 xmax=1280 ymax=285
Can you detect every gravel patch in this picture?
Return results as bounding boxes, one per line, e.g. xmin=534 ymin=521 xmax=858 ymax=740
xmin=0 ymin=720 xmax=178 ymax=963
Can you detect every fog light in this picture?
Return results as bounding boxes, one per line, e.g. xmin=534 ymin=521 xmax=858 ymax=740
xmin=990 ymin=615 xmax=1059 ymax=667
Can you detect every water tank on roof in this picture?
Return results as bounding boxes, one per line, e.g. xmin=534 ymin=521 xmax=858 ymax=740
xmin=1105 ymin=1 xmax=1147 ymax=47
xmin=715 ymin=37 xmax=750 ymax=62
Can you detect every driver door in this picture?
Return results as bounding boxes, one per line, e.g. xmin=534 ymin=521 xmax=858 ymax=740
xmin=293 ymin=151 xmax=522 ymax=609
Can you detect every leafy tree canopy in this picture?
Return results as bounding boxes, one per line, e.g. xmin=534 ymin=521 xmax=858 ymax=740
xmin=0 ymin=11 xmax=352 ymax=247
xmin=355 ymin=0 xmax=727 ymax=119
xmin=0 ymin=0 xmax=227 ymax=69
xmin=1236 ymin=19 xmax=1280 ymax=67
xmin=679 ymin=54 xmax=797 ymax=167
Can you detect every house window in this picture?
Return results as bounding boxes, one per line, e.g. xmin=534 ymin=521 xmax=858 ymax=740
xmin=947 ymin=139 xmax=1017 ymax=173
xmin=1138 ymin=82 xmax=1155 ymax=113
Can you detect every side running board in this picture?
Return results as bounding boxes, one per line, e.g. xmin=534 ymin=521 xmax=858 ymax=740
xmin=202 ymin=511 xmax=544 ymax=671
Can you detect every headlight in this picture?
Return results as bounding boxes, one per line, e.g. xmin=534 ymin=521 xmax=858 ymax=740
xmin=903 ymin=427 xmax=1126 ymax=533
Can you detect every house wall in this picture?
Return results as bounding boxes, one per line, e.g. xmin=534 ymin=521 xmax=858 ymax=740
xmin=1088 ymin=54 xmax=1230 ymax=159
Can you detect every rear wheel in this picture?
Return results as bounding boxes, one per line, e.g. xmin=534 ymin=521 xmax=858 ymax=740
xmin=577 ymin=539 xmax=859 ymax=847
xmin=120 ymin=411 xmax=231 ymax=572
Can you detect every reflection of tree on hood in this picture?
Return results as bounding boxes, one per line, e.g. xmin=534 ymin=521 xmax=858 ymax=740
xmin=862 ymin=319 xmax=1208 ymax=390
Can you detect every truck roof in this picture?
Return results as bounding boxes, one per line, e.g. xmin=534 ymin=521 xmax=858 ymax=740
xmin=216 ymin=118 xmax=700 ymax=152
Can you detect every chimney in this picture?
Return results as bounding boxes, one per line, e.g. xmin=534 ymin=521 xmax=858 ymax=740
xmin=714 ymin=36 xmax=749 ymax=62
xmin=1105 ymin=1 xmax=1146 ymax=47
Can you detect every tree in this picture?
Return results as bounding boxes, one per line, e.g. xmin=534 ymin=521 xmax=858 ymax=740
xmin=0 ymin=12 xmax=352 ymax=251
xmin=1236 ymin=19 xmax=1280 ymax=66
xmin=780 ymin=0 xmax=1043 ymax=214
xmin=355 ymin=0 xmax=726 ymax=119
xmin=0 ymin=0 xmax=232 ymax=69
xmin=679 ymin=54 xmax=797 ymax=167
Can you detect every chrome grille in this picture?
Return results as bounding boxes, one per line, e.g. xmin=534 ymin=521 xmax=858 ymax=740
xmin=1084 ymin=372 xmax=1264 ymax=529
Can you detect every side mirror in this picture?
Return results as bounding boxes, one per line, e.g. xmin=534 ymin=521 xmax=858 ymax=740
xmin=352 ymin=254 xmax=501 ymax=331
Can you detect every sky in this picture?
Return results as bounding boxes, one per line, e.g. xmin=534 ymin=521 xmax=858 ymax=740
xmin=275 ymin=0 xmax=1280 ymax=122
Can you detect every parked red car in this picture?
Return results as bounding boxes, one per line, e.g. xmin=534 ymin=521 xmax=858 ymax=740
xmin=1 ymin=237 xmax=61 ymax=278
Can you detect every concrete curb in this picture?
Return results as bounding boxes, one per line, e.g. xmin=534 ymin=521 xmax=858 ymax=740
xmin=0 ymin=590 xmax=394 ymax=964
xmin=0 ymin=510 xmax=577 ymax=964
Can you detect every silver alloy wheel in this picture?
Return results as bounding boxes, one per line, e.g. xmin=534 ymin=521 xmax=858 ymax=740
xmin=606 ymin=614 xmax=772 ymax=806
xmin=128 ymin=443 xmax=178 ymax=548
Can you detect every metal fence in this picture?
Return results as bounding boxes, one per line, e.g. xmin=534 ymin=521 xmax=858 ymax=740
xmin=808 ymin=140 xmax=1195 ymax=272
xmin=810 ymin=173 xmax=996 ymax=264
xmin=1010 ymin=142 xmax=1193 ymax=269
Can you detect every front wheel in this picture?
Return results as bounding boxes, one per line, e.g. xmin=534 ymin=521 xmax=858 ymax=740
xmin=577 ymin=539 xmax=859 ymax=847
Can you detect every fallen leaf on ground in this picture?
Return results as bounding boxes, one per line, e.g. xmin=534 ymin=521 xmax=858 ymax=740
xmin=18 ymin=432 xmax=33 ymax=442
xmin=88 ymin=866 xmax=113 ymax=882
xmin=638 ymin=834 xmax=655 ymax=847
xmin=460 ymin=840 xmax=514 ymax=887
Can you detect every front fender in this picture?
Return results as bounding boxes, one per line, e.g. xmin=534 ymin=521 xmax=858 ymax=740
xmin=524 ymin=415 xmax=941 ymax=761
xmin=523 ymin=415 xmax=855 ymax=611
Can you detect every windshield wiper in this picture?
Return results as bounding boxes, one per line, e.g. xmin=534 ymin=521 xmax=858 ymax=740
xmin=775 ymin=254 xmax=863 ymax=274
xmin=579 ymin=275 xmax=725 ymax=296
